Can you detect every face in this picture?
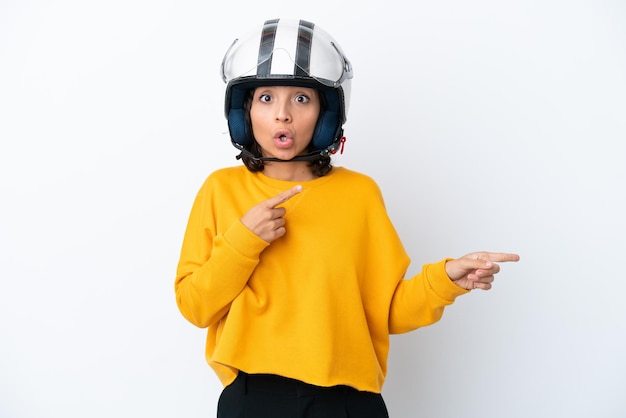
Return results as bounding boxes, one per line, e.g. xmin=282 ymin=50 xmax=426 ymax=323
xmin=249 ymin=85 xmax=320 ymax=161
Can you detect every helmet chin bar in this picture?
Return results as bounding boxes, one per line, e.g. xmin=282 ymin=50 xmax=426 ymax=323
xmin=232 ymin=141 xmax=336 ymax=163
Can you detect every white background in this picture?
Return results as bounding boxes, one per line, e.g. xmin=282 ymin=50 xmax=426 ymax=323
xmin=1 ymin=0 xmax=625 ymax=417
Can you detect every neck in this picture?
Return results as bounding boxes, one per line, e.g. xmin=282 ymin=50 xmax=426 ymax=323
xmin=263 ymin=161 xmax=316 ymax=182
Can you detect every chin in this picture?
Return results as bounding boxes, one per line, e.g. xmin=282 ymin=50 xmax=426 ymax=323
xmin=267 ymin=151 xmax=301 ymax=161
xmin=272 ymin=156 xmax=298 ymax=162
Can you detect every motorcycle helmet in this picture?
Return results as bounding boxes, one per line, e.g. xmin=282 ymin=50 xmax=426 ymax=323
xmin=221 ymin=18 xmax=353 ymax=160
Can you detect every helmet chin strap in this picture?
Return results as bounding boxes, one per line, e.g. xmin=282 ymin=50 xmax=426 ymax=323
xmin=233 ymin=142 xmax=335 ymax=163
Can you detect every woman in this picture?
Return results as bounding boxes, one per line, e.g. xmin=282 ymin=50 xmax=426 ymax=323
xmin=175 ymin=18 xmax=519 ymax=418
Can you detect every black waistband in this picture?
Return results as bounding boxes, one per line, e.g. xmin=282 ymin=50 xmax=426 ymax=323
xmin=239 ymin=372 xmax=355 ymax=397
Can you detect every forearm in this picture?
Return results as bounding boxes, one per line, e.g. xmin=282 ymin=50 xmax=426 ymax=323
xmin=175 ymin=220 xmax=268 ymax=328
xmin=388 ymin=258 xmax=469 ymax=334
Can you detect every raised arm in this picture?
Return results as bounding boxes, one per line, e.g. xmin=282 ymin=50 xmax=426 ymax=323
xmin=174 ymin=185 xmax=302 ymax=328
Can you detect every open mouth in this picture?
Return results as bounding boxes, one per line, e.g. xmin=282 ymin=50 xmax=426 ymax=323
xmin=273 ymin=131 xmax=293 ymax=149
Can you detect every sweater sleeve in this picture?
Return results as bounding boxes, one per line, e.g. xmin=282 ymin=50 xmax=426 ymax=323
xmin=388 ymin=258 xmax=469 ymax=334
xmin=174 ymin=180 xmax=269 ymax=328
xmin=355 ymin=174 xmax=470 ymax=336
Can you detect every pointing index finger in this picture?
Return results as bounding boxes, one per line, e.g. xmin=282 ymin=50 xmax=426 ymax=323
xmin=482 ymin=252 xmax=521 ymax=265
xmin=265 ymin=185 xmax=303 ymax=208
xmin=476 ymin=252 xmax=520 ymax=267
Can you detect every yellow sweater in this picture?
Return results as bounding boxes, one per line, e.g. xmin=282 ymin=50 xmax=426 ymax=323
xmin=175 ymin=165 xmax=468 ymax=393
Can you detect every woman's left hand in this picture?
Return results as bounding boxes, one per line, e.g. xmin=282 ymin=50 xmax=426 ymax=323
xmin=445 ymin=252 xmax=520 ymax=290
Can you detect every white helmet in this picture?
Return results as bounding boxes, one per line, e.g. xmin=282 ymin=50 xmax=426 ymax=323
xmin=221 ymin=18 xmax=353 ymax=159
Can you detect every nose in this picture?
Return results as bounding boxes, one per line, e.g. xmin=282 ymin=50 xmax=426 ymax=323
xmin=275 ymin=101 xmax=291 ymax=122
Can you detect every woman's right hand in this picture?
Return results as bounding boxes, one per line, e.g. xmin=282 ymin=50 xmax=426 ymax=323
xmin=240 ymin=185 xmax=302 ymax=243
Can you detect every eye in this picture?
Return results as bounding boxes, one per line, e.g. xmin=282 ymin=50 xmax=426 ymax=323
xmin=295 ymin=94 xmax=310 ymax=104
xmin=258 ymin=93 xmax=271 ymax=103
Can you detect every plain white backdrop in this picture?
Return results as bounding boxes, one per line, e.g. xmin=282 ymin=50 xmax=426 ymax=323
xmin=1 ymin=0 xmax=625 ymax=417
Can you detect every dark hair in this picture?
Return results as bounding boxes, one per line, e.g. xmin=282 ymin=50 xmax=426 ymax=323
xmin=239 ymin=89 xmax=333 ymax=177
